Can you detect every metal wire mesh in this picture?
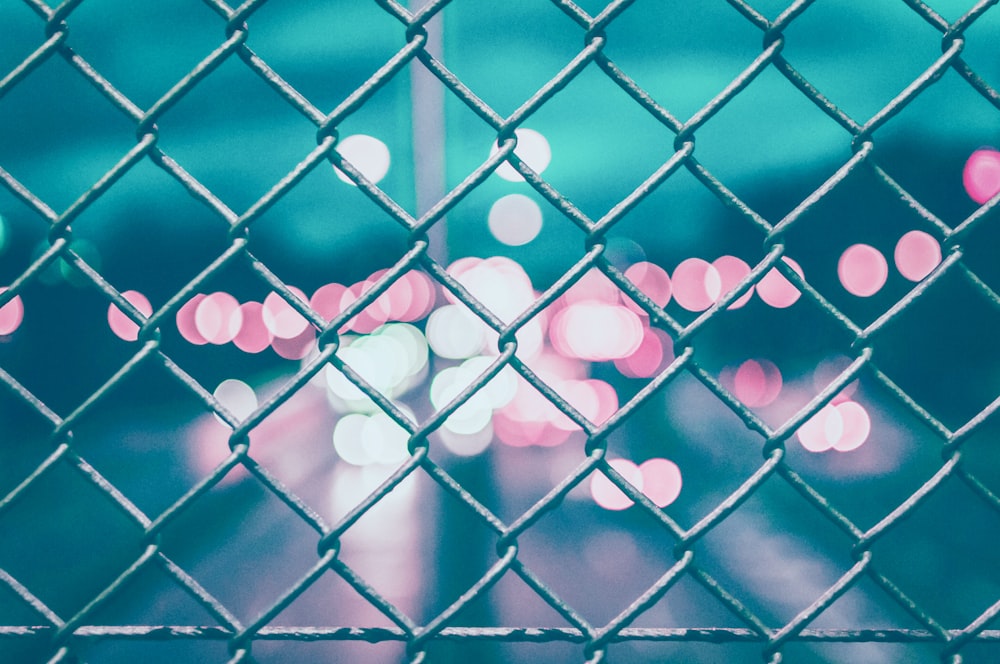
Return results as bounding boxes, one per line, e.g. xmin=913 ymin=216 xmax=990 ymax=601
xmin=1 ymin=0 xmax=999 ymax=662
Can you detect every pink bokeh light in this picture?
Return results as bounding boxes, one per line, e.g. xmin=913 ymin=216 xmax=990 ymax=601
xmin=756 ymin=257 xmax=803 ymax=308
xmin=623 ymin=261 xmax=671 ymax=313
xmin=832 ymin=400 xmax=870 ymax=452
xmin=614 ymin=327 xmax=673 ymax=379
xmin=562 ymin=268 xmax=621 ymax=307
xmin=195 ymin=292 xmax=242 ymax=345
xmin=963 ymin=148 xmax=1000 ymax=204
xmin=894 ymin=231 xmax=941 ymax=282
xmin=397 ymin=271 xmax=437 ymax=322
xmin=340 ymin=282 xmax=387 ymax=334
xmin=671 ymin=258 xmax=721 ymax=312
xmin=713 ymin=255 xmax=753 ymax=309
xmin=732 ymin=359 xmax=782 ymax=408
xmin=590 ymin=458 xmax=643 ymax=511
xmin=271 ymin=325 xmax=316 ymax=360
xmin=797 ymin=400 xmax=871 ymax=453
xmin=838 ymin=244 xmax=888 ymax=297
xmin=639 ymin=458 xmax=682 ymax=508
xmin=176 ymin=294 xmax=209 ymax=345
xmin=0 ymin=288 xmax=25 ymax=336
xmin=233 ymin=302 xmax=273 ymax=354
xmin=108 ymin=290 xmax=152 ymax=342
xmin=262 ymin=287 xmax=310 ymax=339
xmin=310 ymin=283 xmax=348 ymax=323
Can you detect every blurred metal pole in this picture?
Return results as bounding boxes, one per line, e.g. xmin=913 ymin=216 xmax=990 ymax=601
xmin=410 ymin=7 xmax=500 ymax=662
xmin=411 ymin=4 xmax=447 ymax=265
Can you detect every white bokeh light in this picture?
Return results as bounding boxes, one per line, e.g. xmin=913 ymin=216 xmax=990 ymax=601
xmin=335 ymin=134 xmax=391 ymax=185
xmin=488 ymin=194 xmax=543 ymax=246
xmin=491 ymin=128 xmax=551 ymax=182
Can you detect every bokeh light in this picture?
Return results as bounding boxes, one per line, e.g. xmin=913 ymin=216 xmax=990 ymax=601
xmin=713 ymin=255 xmax=753 ymax=308
xmin=671 ymin=258 xmax=721 ymax=312
xmin=362 ymin=411 xmax=411 ymax=464
xmin=894 ymin=230 xmax=941 ymax=282
xmin=212 ymin=378 xmax=258 ymax=424
xmin=732 ymin=359 xmax=782 ymax=408
xmin=310 ymin=282 xmax=348 ymax=322
xmin=623 ymin=261 xmax=671 ymax=313
xmin=0 ymin=288 xmax=25 ymax=336
xmin=590 ymin=458 xmax=643 ymax=511
xmin=614 ymin=327 xmax=673 ymax=379
xmin=797 ymin=404 xmax=842 ymax=453
xmin=832 ymin=401 xmax=870 ymax=452
xmin=797 ymin=400 xmax=871 ymax=453
xmin=963 ymin=148 xmax=1000 ymax=204
xmin=262 ymin=288 xmax=310 ymax=339
xmin=233 ymin=302 xmax=273 ymax=354
xmin=639 ymin=458 xmax=682 ymax=508
xmin=334 ymin=134 xmax=391 ymax=185
xmin=838 ymin=244 xmax=888 ymax=297
xmin=427 ymin=304 xmax=488 ymax=359
xmin=333 ymin=413 xmax=373 ymax=465
xmin=271 ymin=326 xmax=316 ymax=360
xmin=492 ymin=128 xmax=552 ymax=182
xmin=756 ymin=257 xmax=803 ymax=308
xmin=176 ymin=294 xmax=209 ymax=345
xmin=107 ymin=290 xmax=152 ymax=342
xmin=550 ymin=303 xmax=643 ymax=361
xmin=195 ymin=292 xmax=242 ymax=345
xmin=488 ymin=194 xmax=543 ymax=246
xmin=439 ymin=421 xmax=494 ymax=457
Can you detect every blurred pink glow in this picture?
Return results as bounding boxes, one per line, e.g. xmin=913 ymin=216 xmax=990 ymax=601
xmin=263 ymin=287 xmax=310 ymax=339
xmin=558 ymin=379 xmax=618 ymax=428
xmin=756 ymin=257 xmax=803 ymax=308
xmin=108 ymin=290 xmax=152 ymax=342
xmin=563 ymin=268 xmax=621 ymax=307
xmin=494 ymin=375 xmax=573 ymax=447
xmin=550 ymin=303 xmax=643 ymax=361
xmin=797 ymin=404 xmax=841 ymax=453
xmin=812 ymin=355 xmax=859 ymax=404
xmin=713 ymin=255 xmax=753 ymax=308
xmin=797 ymin=400 xmax=870 ymax=453
xmin=0 ymin=288 xmax=24 ymax=336
xmin=832 ymin=401 xmax=870 ymax=452
xmin=591 ymin=459 xmax=642 ymax=511
xmin=176 ymin=294 xmax=208 ymax=345
xmin=615 ymin=327 xmax=673 ymax=379
xmin=195 ymin=292 xmax=242 ymax=344
xmin=340 ymin=283 xmax=386 ymax=334
xmin=671 ymin=258 xmax=721 ymax=311
xmin=233 ymin=302 xmax=273 ymax=353
xmin=639 ymin=458 xmax=682 ymax=508
xmin=623 ymin=262 xmax=671 ymax=313
xmin=271 ymin=325 xmax=316 ymax=360
xmin=310 ymin=283 xmax=348 ymax=322
xmin=733 ymin=359 xmax=782 ymax=407
xmin=894 ymin=231 xmax=941 ymax=282
xmin=838 ymin=244 xmax=888 ymax=297
xmin=963 ymin=148 xmax=1000 ymax=203
xmin=397 ymin=271 xmax=437 ymax=322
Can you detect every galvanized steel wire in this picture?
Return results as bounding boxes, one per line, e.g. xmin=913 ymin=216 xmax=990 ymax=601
xmin=1 ymin=0 xmax=1000 ymax=662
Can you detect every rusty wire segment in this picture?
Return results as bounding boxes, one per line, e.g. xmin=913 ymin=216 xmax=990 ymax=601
xmin=1 ymin=0 xmax=1000 ymax=662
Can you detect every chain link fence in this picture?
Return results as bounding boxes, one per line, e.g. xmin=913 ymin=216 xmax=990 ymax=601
xmin=1 ymin=0 xmax=1000 ymax=662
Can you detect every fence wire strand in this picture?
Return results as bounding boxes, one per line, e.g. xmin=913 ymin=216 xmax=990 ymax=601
xmin=1 ymin=0 xmax=999 ymax=662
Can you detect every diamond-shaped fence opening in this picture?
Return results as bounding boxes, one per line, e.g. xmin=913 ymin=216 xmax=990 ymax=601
xmin=2 ymin=1 xmax=1000 ymax=662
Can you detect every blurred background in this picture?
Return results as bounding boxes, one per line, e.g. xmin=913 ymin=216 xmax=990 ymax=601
xmin=1 ymin=0 xmax=1000 ymax=662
